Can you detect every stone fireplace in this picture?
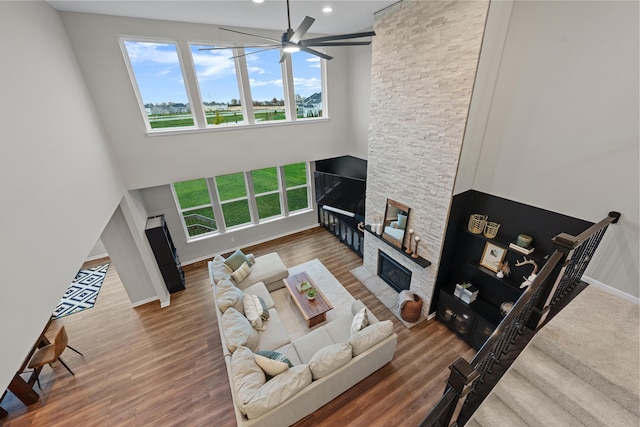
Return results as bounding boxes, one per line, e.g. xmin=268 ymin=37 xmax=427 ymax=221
xmin=377 ymin=251 xmax=412 ymax=292
xmin=362 ymin=0 xmax=489 ymax=317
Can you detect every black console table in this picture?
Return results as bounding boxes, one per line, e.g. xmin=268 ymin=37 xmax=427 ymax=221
xmin=318 ymin=207 xmax=364 ymax=257
xmin=364 ymin=225 xmax=431 ymax=268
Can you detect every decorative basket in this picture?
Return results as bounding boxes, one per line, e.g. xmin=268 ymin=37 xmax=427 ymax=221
xmin=400 ymin=295 xmax=423 ymax=322
xmin=483 ymin=221 xmax=501 ymax=239
xmin=468 ymin=214 xmax=487 ymax=234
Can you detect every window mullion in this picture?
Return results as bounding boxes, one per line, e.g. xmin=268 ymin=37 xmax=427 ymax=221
xmin=179 ymin=40 xmax=206 ymax=128
xmin=245 ymin=172 xmax=259 ymax=224
xmin=235 ymin=48 xmax=255 ymax=125
xmin=278 ymin=166 xmax=289 ymax=217
xmin=208 ymin=177 xmax=226 ymax=234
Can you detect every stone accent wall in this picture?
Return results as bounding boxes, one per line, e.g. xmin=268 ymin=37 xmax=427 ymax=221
xmin=364 ymin=0 xmax=489 ymax=315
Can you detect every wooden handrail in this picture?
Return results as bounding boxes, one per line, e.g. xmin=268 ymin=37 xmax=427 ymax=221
xmin=552 ymin=211 xmax=620 ymax=249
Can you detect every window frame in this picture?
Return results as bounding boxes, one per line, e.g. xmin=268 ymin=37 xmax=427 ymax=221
xmin=171 ymin=179 xmax=218 ymax=239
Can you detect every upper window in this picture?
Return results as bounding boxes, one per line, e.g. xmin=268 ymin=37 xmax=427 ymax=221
xmin=123 ymin=41 xmax=195 ymax=130
xmin=216 ymin=172 xmax=252 ymax=229
xmin=252 ymin=167 xmax=282 ymax=220
xmin=284 ymin=163 xmax=309 ymax=212
xmin=173 ymin=178 xmax=217 ymax=237
xmin=190 ymin=44 xmax=244 ymax=126
xmin=246 ymin=49 xmax=287 ymax=122
xmin=292 ymin=51 xmax=324 ymax=118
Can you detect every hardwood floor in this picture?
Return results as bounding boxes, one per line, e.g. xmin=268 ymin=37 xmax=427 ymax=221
xmin=1 ymin=227 xmax=473 ymax=426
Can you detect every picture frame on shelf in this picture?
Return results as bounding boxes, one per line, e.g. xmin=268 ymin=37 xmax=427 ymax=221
xmin=480 ymin=241 xmax=507 ymax=272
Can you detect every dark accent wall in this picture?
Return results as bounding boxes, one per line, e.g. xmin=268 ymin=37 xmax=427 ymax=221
xmin=315 ymin=155 xmax=367 ymax=180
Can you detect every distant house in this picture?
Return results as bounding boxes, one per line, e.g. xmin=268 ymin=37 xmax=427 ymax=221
xmin=299 ymin=92 xmax=322 ymax=117
xmin=203 ymin=102 xmax=229 ymax=112
xmin=145 ymin=102 xmax=192 ymax=115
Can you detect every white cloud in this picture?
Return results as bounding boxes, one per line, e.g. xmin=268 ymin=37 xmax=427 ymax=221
xmin=305 ymin=56 xmax=321 ymax=68
xmin=249 ymin=78 xmax=283 ymax=88
xmin=192 ymin=49 xmax=236 ymax=80
xmin=124 ymin=41 xmax=179 ymax=64
xmin=248 ymin=66 xmax=266 ymax=75
xmin=294 ymin=77 xmax=321 ymax=93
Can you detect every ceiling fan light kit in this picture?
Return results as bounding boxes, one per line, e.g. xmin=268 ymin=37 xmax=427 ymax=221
xmin=200 ymin=0 xmax=375 ymax=62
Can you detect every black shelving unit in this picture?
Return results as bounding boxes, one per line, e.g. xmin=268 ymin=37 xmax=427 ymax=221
xmin=145 ymin=214 xmax=185 ymax=294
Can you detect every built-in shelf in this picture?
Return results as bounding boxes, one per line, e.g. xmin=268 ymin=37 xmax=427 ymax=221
xmin=364 ymin=225 xmax=431 ymax=268
xmin=459 ymin=226 xmax=547 ymax=262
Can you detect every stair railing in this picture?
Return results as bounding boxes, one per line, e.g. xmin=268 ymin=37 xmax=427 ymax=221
xmin=419 ymin=211 xmax=620 ymax=427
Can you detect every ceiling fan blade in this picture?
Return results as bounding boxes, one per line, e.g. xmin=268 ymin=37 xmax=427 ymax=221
xmin=199 ymin=45 xmax=277 ymax=51
xmin=299 ymin=46 xmax=333 ymax=61
xmin=301 ymin=31 xmax=376 ymax=44
xmin=301 ymin=41 xmax=372 ymax=47
xmin=219 ymin=27 xmax=281 ymax=44
xmin=230 ymin=46 xmax=281 ymax=60
xmin=290 ymin=16 xmax=315 ymax=44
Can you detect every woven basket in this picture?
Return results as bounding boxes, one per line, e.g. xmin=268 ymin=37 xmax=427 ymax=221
xmin=468 ymin=214 xmax=487 ymax=234
xmin=401 ymin=295 xmax=423 ymax=322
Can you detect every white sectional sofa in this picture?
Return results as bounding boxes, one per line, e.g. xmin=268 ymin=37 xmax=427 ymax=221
xmin=208 ymin=253 xmax=398 ymax=427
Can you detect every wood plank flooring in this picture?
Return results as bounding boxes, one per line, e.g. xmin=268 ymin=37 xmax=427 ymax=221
xmin=1 ymin=227 xmax=473 ymax=426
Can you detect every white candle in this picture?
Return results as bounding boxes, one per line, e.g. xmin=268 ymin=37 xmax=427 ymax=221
xmin=415 ymin=236 xmax=421 ymax=242
xmin=408 ymin=228 xmax=414 ymax=234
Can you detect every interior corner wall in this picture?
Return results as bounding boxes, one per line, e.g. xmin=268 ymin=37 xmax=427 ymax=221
xmin=364 ymin=0 xmax=490 ymax=313
xmin=0 ymin=2 xmax=126 ymax=394
xmin=468 ymin=1 xmax=639 ymax=297
xmin=348 ymin=44 xmax=373 ymax=160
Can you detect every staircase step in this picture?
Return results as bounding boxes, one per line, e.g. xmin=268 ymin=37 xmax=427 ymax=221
xmin=469 ymin=392 xmax=528 ymax=427
xmin=492 ymin=369 xmax=583 ymax=426
xmin=531 ymin=286 xmax=639 ymax=416
xmin=512 ymin=344 xmax=639 ymax=426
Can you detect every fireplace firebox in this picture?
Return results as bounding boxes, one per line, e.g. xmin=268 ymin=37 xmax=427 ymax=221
xmin=377 ymin=251 xmax=412 ymax=292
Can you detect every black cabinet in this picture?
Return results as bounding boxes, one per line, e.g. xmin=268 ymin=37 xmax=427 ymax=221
xmin=145 ymin=214 xmax=185 ymax=294
xmin=318 ymin=207 xmax=365 ymax=257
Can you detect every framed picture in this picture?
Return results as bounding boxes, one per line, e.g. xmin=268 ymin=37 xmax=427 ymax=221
xmin=480 ymin=242 xmax=507 ymax=272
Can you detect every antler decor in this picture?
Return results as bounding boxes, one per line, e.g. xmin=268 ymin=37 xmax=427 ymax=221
xmin=515 ymin=257 xmax=539 ymax=288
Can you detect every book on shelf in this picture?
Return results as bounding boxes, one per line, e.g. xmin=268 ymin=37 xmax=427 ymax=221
xmin=509 ymin=242 xmax=535 ymax=255
xmin=455 ymin=283 xmax=478 ymax=303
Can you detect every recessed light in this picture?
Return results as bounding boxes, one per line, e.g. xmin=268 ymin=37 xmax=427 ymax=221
xmin=253 ymin=0 xmax=264 ymax=3
xmin=322 ymin=6 xmax=333 ymax=13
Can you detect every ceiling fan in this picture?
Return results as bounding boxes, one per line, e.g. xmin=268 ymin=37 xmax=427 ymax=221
xmin=199 ymin=0 xmax=375 ymax=62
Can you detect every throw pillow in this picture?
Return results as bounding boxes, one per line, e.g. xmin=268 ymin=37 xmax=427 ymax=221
xmin=348 ymin=320 xmax=394 ymax=356
xmin=308 ymin=343 xmax=353 ymax=380
xmin=224 ymin=249 xmax=251 ymax=272
xmin=222 ymin=307 xmax=259 ymax=353
xmin=246 ymin=253 xmax=256 ymax=266
xmin=243 ymin=293 xmax=264 ymax=331
xmin=397 ymin=213 xmax=407 ymax=230
xmin=350 ymin=307 xmax=369 ymax=335
xmin=231 ymin=346 xmax=266 ymax=415
xmin=256 ymin=350 xmax=294 ymax=368
xmin=231 ymin=261 xmax=251 ymax=285
xmin=254 ymin=353 xmax=289 ymax=377
xmin=252 ymin=294 xmax=270 ymax=320
xmin=216 ymin=279 xmax=244 ymax=314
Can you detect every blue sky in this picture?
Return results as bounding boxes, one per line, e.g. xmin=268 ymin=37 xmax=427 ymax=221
xmin=124 ymin=41 xmax=322 ymax=105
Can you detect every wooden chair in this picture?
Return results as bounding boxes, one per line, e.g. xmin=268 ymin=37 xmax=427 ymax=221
xmin=27 ymin=326 xmax=82 ymax=389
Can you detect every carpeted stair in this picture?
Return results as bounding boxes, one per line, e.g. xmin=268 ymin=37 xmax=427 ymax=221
xmin=466 ymin=286 xmax=640 ymax=427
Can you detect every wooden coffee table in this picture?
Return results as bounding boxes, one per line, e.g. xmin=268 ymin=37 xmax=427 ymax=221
xmin=283 ymin=272 xmax=333 ymax=327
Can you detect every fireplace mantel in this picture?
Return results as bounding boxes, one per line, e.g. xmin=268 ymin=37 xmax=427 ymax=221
xmin=364 ymin=225 xmax=431 ymax=268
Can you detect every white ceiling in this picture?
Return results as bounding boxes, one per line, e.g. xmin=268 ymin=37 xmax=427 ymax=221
xmin=48 ymin=0 xmax=398 ymax=35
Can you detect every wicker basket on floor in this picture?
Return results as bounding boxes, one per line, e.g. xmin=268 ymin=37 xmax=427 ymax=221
xmin=401 ymin=295 xmax=423 ymax=322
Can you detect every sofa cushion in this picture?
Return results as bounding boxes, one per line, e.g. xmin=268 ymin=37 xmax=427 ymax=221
xmin=256 ymin=350 xmax=294 ymax=367
xmin=324 ymin=313 xmax=355 ymax=344
xmin=292 ymin=327 xmax=335 ymax=364
xmin=243 ymin=365 xmax=312 ymax=420
xmin=254 ymin=353 xmax=289 ymax=377
xmin=225 ymin=249 xmax=251 ymax=271
xmin=308 ymin=343 xmax=353 ymax=380
xmin=211 ymin=263 xmax=233 ymax=284
xmin=243 ymin=293 xmax=264 ymax=331
xmin=258 ymin=309 xmax=290 ymax=351
xmin=231 ymin=346 xmax=266 ymax=416
xmin=222 ymin=307 xmax=259 ymax=353
xmin=231 ymin=261 xmax=251 ymax=285
xmin=236 ymin=252 xmax=289 ymax=290
xmin=242 ymin=282 xmax=275 ymax=309
xmin=348 ymin=320 xmax=394 ymax=356
xmin=273 ymin=343 xmax=303 ymax=366
xmin=350 ymin=307 xmax=369 ymax=335
xmin=216 ymin=280 xmax=244 ymax=314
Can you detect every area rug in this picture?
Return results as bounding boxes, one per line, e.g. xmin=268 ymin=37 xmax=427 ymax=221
xmin=272 ymin=259 xmax=355 ymax=341
xmin=351 ymin=265 xmax=426 ymax=329
xmin=52 ymin=263 xmax=109 ymax=319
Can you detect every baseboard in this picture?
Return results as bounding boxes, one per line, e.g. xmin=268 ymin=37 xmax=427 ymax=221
xmin=182 ymin=224 xmax=321 ymax=266
xmin=131 ymin=296 xmax=159 ymax=307
xmin=582 ymin=275 xmax=640 ymax=304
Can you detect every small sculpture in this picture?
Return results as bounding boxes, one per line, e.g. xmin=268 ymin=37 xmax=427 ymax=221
xmin=496 ymin=260 xmax=510 ymax=279
xmin=411 ymin=236 xmax=421 ymax=259
xmin=515 ymin=257 xmax=538 ymax=288
xmin=405 ymin=229 xmax=414 ymax=254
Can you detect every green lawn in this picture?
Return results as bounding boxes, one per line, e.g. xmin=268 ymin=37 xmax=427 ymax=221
xmin=148 ymin=110 xmax=287 ymax=129
xmin=174 ymin=163 xmax=308 ymax=234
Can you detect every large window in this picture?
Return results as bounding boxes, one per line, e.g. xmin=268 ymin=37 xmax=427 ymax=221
xmin=292 ymin=51 xmax=324 ymax=118
xmin=216 ymin=172 xmax=252 ymax=228
xmin=172 ymin=163 xmax=310 ymax=240
xmin=190 ymin=44 xmax=244 ymax=126
xmin=123 ymin=41 xmax=195 ymax=130
xmin=252 ymin=167 xmax=282 ymax=220
xmin=173 ymin=178 xmax=216 ymax=237
xmin=246 ymin=49 xmax=287 ymax=122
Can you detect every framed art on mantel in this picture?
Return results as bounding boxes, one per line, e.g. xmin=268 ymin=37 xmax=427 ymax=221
xmin=480 ymin=242 xmax=507 ymax=272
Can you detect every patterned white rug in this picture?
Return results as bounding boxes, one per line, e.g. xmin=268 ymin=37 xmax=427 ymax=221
xmin=53 ymin=264 xmax=109 ymax=319
xmin=271 ymin=258 xmax=355 ymax=341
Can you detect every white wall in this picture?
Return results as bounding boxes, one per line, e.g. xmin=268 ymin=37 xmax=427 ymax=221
xmin=458 ymin=0 xmax=639 ymax=297
xmin=59 ymin=12 xmax=356 ymax=190
xmin=347 ymin=44 xmax=373 ymax=159
xmin=0 ymin=2 xmax=126 ymax=394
